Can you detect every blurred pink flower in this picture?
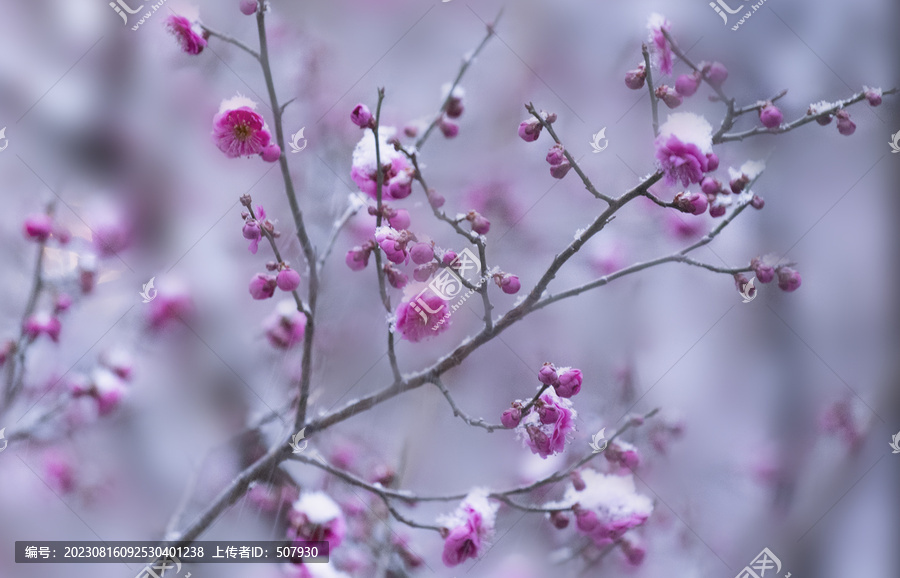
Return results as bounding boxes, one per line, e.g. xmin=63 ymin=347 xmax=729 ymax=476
xmin=350 ymin=128 xmax=413 ymax=200
xmin=647 ymin=14 xmax=673 ymax=75
xmin=44 ymin=450 xmax=76 ymax=494
xmin=212 ymin=95 xmax=273 ymax=158
xmin=517 ymin=389 xmax=576 ymax=458
xmin=560 ymin=471 xmax=653 ymax=546
xmin=438 ymin=489 xmax=498 ymax=567
xmin=147 ymin=282 xmax=194 ymax=330
xmin=23 ymin=214 xmax=53 ymax=242
xmin=23 ymin=312 xmax=62 ymax=343
xmin=166 ymin=15 xmax=208 ymax=55
xmin=395 ymin=292 xmax=449 ymax=342
xmin=289 ymin=492 xmax=347 ymax=550
xmin=263 ymin=301 xmax=307 ymax=349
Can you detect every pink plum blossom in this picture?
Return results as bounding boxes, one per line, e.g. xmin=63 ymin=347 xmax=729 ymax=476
xmin=375 ymin=226 xmax=412 ymax=264
xmin=647 ymin=14 xmax=673 ymax=75
xmin=166 ymin=15 xmax=208 ymax=55
xmin=655 ymin=85 xmax=683 ymax=108
xmin=386 ymin=208 xmax=410 ymax=230
xmin=493 ymin=273 xmax=520 ymax=295
xmin=555 ymin=367 xmax=583 ymax=398
xmin=835 ymin=109 xmax=856 ymax=135
xmin=501 ymin=405 xmax=522 ymax=428
xmin=673 ymin=191 xmax=708 ymax=215
xmin=776 ymin=266 xmax=802 ymax=292
xmin=242 ymin=219 xmax=262 ymax=254
xmin=264 ymin=301 xmax=307 ymax=350
xmin=147 ymin=281 xmax=193 ymax=330
xmin=751 ymin=257 xmax=776 ymax=283
xmin=759 ymin=103 xmax=784 ymax=128
xmin=675 ymin=72 xmax=701 ymax=96
xmin=289 ymin=492 xmax=347 ymax=550
xmin=437 ymin=489 xmax=498 ymax=567
xmin=346 ymin=243 xmax=375 ymax=271
xmin=350 ymin=128 xmax=414 ymax=200
xmin=350 ymin=103 xmax=373 ymax=128
xmin=624 ymin=63 xmax=646 ymax=90
xmin=517 ymin=118 xmax=542 ymax=142
xmin=23 ymin=214 xmax=53 ymax=241
xmin=249 ymin=273 xmax=277 ymax=300
xmin=395 ymin=291 xmax=449 ymax=342
xmin=864 ymin=86 xmax=883 ymax=106
xmin=24 ymin=312 xmax=62 ymax=342
xmin=655 ymin=113 xmax=714 ymax=187
xmin=466 ymin=211 xmax=491 ymax=235
xmin=239 ymin=0 xmax=258 ymax=15
xmin=212 ymin=95 xmax=273 ymax=159
xmin=604 ymin=440 xmax=642 ymax=470
xmin=439 ymin=117 xmax=459 ymax=138
xmin=703 ymin=61 xmax=729 ymax=88
xmin=516 ymin=389 xmax=576 ymax=459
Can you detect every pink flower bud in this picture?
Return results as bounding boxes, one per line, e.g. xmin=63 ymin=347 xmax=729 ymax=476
xmin=673 ymin=191 xmax=708 ymax=215
xmin=350 ymin=103 xmax=373 ymax=128
xmin=705 ymin=152 xmax=720 ymax=172
xmin=538 ymin=363 xmax=558 ymax=386
xmin=24 ymin=312 xmax=62 ymax=342
xmin=815 ymin=113 xmax=833 ymax=126
xmin=546 ymin=144 xmax=566 ymax=166
xmin=759 ymin=104 xmax=783 ymax=128
xmin=276 ymin=268 xmax=301 ymax=291
xmin=709 ymin=202 xmax=727 ymax=218
xmin=574 ymin=508 xmax=599 ymax=532
xmin=501 ymin=407 xmax=522 ymax=428
xmin=730 ymin=174 xmax=749 ymax=194
xmin=624 ymin=64 xmax=646 ymax=90
xmin=249 ymin=273 xmax=277 ymax=300
xmin=242 ymin=219 xmax=262 ymax=240
xmin=410 ymin=243 xmax=434 ymax=265
xmin=384 ymin=264 xmax=408 ymax=289
xmin=239 ymin=0 xmax=258 ymax=15
xmin=518 ymin=118 xmax=542 ymax=142
xmin=403 ymin=125 xmax=418 ymax=138
xmin=865 ymin=88 xmax=882 ymax=106
xmin=555 ymin=368 xmax=583 ymax=398
xmin=621 ymin=536 xmax=646 ymax=566
xmin=439 ymin=117 xmax=459 ymax=138
xmin=655 ymin=85 xmax=683 ymax=108
xmin=260 ymin=144 xmax=281 ymax=162
xmin=538 ymin=403 xmax=560 ymax=424
xmin=428 ymin=190 xmax=446 ymax=208
xmin=79 ymin=256 xmax=97 ymax=294
xmin=675 ymin=72 xmax=700 ymax=97
xmin=0 ymin=340 xmax=14 ymax=367
xmin=23 ymin=214 xmax=53 ymax=242
xmin=442 ymin=251 xmax=457 ymax=266
xmin=413 ymin=262 xmax=437 ymax=282
xmin=346 ymin=246 xmax=371 ymax=271
xmin=700 ymin=177 xmax=720 ymax=195
xmin=734 ymin=273 xmax=754 ymax=298
xmin=446 ymin=97 xmax=464 ymax=119
xmin=835 ymin=110 xmax=856 ymax=135
xmin=751 ymin=195 xmax=765 ymax=210
xmin=776 ymin=266 xmax=801 ymax=292
xmin=52 ymin=224 xmax=71 ymax=245
xmin=495 ymin=273 xmax=520 ymax=295
xmin=751 ymin=257 xmax=775 ymax=283
xmin=550 ymin=511 xmax=570 ymax=529
xmin=387 ymin=170 xmax=413 ymax=200
xmin=54 ymin=293 xmax=73 ymax=314
xmin=467 ymin=212 xmax=491 ymax=235
xmin=570 ymin=471 xmax=586 ymax=491
xmin=704 ymin=61 xmax=728 ymax=88
xmin=549 ymin=159 xmax=572 ymax=179
xmin=263 ymin=301 xmax=306 ymax=349
xmin=387 ymin=208 xmax=410 ymax=230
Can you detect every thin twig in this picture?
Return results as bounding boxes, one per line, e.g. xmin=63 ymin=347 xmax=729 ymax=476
xmin=201 ymin=26 xmax=260 ymax=60
xmin=641 ymin=44 xmax=659 ymax=137
xmin=432 ymin=377 xmax=502 ymax=432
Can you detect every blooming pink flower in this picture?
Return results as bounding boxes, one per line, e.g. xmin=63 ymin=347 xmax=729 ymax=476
xmin=212 ymin=95 xmax=272 ymax=158
xmin=759 ymin=104 xmax=783 ymax=128
xmin=289 ymin=492 xmax=347 ymax=550
xmin=249 ymin=273 xmax=277 ymax=300
xmin=675 ymin=72 xmax=700 ymax=96
xmin=276 ymin=268 xmax=301 ymax=292
xmin=350 ymin=103 xmax=373 ymax=128
xmin=624 ymin=63 xmax=646 ymax=90
xmin=166 ymin=15 xmax=208 ymax=55
xmin=23 ymin=214 xmax=53 ymax=241
xmin=395 ymin=291 xmax=449 ymax=342
xmin=555 ymin=367 xmax=583 ymax=398
xmin=655 ymin=113 xmax=713 ymax=187
xmin=647 ymin=14 xmax=673 ymax=75
xmin=351 ymin=128 xmax=414 ymax=200
xmin=24 ymin=312 xmax=62 ymax=343
xmin=438 ymin=490 xmax=498 ymax=567
xmin=263 ymin=301 xmax=307 ymax=349
xmin=517 ymin=389 xmax=576 ymax=459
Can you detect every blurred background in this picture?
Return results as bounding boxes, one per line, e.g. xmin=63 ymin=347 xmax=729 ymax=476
xmin=0 ymin=0 xmax=898 ymax=576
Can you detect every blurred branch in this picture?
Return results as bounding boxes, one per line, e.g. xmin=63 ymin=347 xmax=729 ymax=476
xmin=200 ymin=26 xmax=260 ymax=60
xmin=414 ymin=8 xmax=503 ymax=150
xmin=641 ymin=43 xmax=660 ymax=137
xmin=524 ymin=103 xmax=614 ymax=203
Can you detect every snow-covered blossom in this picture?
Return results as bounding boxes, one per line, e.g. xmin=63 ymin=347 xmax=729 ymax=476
xmin=604 ymin=440 xmax=641 ymax=471
xmin=808 ymin=100 xmax=835 ymax=125
xmin=166 ymin=15 xmax=208 ymax=55
xmin=212 ymin=95 xmax=273 ymax=159
xmin=655 ymin=85 xmax=683 ymax=109
xmin=776 ymin=266 xmax=802 ymax=292
xmin=655 ymin=113 xmax=714 ymax=187
xmin=835 ymin=109 xmax=856 ymax=135
xmin=516 ymin=389 xmax=576 ymax=459
xmin=395 ymin=291 xmax=449 ymax=342
xmin=437 ymin=489 xmax=499 ymax=567
xmin=375 ymin=226 xmax=413 ymax=264
xmin=751 ymin=256 xmax=776 ymax=283
xmin=289 ymin=492 xmax=347 ymax=550
xmin=23 ymin=312 xmax=62 ymax=342
xmin=863 ymin=86 xmax=883 ymax=106
xmin=263 ymin=300 xmax=306 ymax=349
xmin=550 ymin=470 xmax=654 ymax=546
xmin=673 ymin=191 xmax=708 ymax=215
xmin=441 ymin=83 xmax=466 ymax=118
xmin=647 ymin=14 xmax=673 ymax=75
xmin=350 ymin=128 xmax=414 ymax=200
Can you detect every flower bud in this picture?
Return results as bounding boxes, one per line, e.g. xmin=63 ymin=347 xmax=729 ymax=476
xmin=249 ymin=274 xmax=277 ymax=300
xmin=276 ymin=268 xmax=301 ymax=292
xmin=835 ymin=110 xmax=856 ymax=136
xmin=23 ymin=214 xmax=53 ymax=242
xmin=624 ymin=64 xmax=646 ymax=90
xmin=704 ymin=61 xmax=728 ymax=88
xmin=751 ymin=257 xmax=775 ymax=283
xmin=538 ymin=403 xmax=560 ymax=424
xmin=260 ymin=144 xmax=281 ymax=162
xmin=709 ymin=201 xmax=727 ymax=218
xmin=467 ymin=211 xmax=491 ymax=235
xmin=655 ymin=85 xmax=683 ymax=109
xmin=570 ymin=471 xmax=586 ymax=491
xmin=413 ymin=262 xmax=438 ymax=282
xmin=675 ymin=72 xmax=700 ymax=97
xmin=549 ymin=511 xmax=570 ymax=529
xmin=439 ymin=117 xmax=459 ymax=138
xmin=673 ymin=191 xmax=708 ymax=215
xmin=442 ymin=251 xmax=457 ymax=266
xmin=864 ymin=87 xmax=882 ymax=106
xmin=518 ymin=118 xmax=542 ymax=142
xmin=538 ymin=363 xmax=558 ymax=386
xmin=759 ymin=103 xmax=783 ymax=128
xmin=350 ymin=103 xmax=373 ymax=128
xmin=446 ymin=97 xmax=464 ymax=119
xmin=705 ymin=152 xmax=720 ymax=172
xmin=734 ymin=273 xmax=754 ymax=298
xmin=549 ymin=159 xmax=572 ymax=179
xmin=751 ymin=195 xmax=765 ymax=210
xmin=387 ymin=208 xmax=410 ymax=230
xmin=239 ymin=0 xmax=258 ymax=15
xmin=384 ymin=264 xmax=408 ymax=289
xmin=494 ymin=273 xmax=521 ymax=295
xmin=387 ymin=170 xmax=413 ymax=200
xmin=410 ymin=243 xmax=434 ymax=265
xmin=555 ymin=367 xmax=583 ymax=398
xmin=700 ymin=177 xmax=720 ymax=196
xmin=546 ymin=144 xmax=566 ymax=166
xmin=776 ymin=266 xmax=801 ymax=292
xmin=501 ymin=406 xmax=522 ymax=429
xmin=242 ymin=219 xmax=262 ymax=240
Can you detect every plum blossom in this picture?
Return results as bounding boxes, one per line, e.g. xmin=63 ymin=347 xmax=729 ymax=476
xmin=395 ymin=291 xmax=449 ymax=342
xmin=289 ymin=492 xmax=347 ymax=550
xmin=647 ymin=14 xmax=673 ymax=75
xmin=165 ymin=15 xmax=208 ymax=55
xmin=24 ymin=312 xmax=62 ymax=342
xmin=624 ymin=63 xmax=646 ymax=90
xmin=375 ymin=226 xmax=413 ymax=264
xmin=23 ymin=214 xmax=53 ymax=242
xmin=516 ymin=388 xmax=576 ymax=459
xmin=350 ymin=128 xmax=414 ymax=200
xmin=776 ymin=266 xmax=802 ymax=292
xmin=249 ymin=273 xmax=277 ymax=300
xmin=675 ymin=72 xmax=700 ymax=96
xmin=655 ymin=113 xmax=714 ymax=187
xmin=437 ymin=489 xmax=498 ymax=567
xmin=550 ymin=470 xmax=654 ymax=546
xmin=263 ymin=300 xmax=307 ymax=349
xmin=350 ymin=103 xmax=373 ymax=128
xmin=276 ymin=267 xmax=301 ymax=291
xmin=604 ymin=440 xmax=642 ymax=471
xmin=493 ymin=273 xmax=521 ymax=295
xmin=212 ymin=95 xmax=274 ymax=159
xmin=147 ymin=281 xmax=193 ymax=330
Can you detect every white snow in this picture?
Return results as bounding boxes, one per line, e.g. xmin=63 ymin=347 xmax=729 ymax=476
xmin=351 ymin=127 xmax=401 ymax=174
xmin=659 ymin=113 xmax=713 ymax=153
xmin=292 ymin=491 xmax=342 ymax=524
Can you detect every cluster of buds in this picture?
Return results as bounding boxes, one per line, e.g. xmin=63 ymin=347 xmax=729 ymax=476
xmin=251 ymin=261 xmax=301 ymax=300
xmin=744 ymin=256 xmax=802 ymax=292
xmin=437 ymin=84 xmax=465 ymax=139
xmin=501 ymin=363 xmax=584 ymax=429
xmin=693 ymin=168 xmax=764 ymax=218
xmin=239 ymin=194 xmax=278 ymax=254
xmin=68 ymin=350 xmax=133 ymax=416
xmin=545 ymin=143 xmax=572 ymax=179
xmin=22 ymin=293 xmax=73 ymax=344
xmin=517 ymin=109 xmax=556 ymax=143
xmin=807 ymin=102 xmax=863 ymax=136
xmin=368 ymin=204 xmax=410 ymax=230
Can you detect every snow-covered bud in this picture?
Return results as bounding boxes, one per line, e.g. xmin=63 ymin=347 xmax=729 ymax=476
xmin=750 ymin=195 xmax=765 ymax=210
xmin=383 ymin=264 xmax=408 ymax=289
xmin=624 ymin=64 xmax=646 ymax=90
xmin=549 ymin=511 xmax=570 ymax=529
xmin=501 ymin=405 xmax=522 ymax=429
xmin=759 ymin=103 xmax=783 ymax=128
xmin=703 ymin=61 xmax=729 ymax=88
xmin=705 ymin=152 xmax=720 ymax=172
xmin=655 ymin=85 xmax=683 ymax=109
xmin=466 ymin=211 xmax=491 ymax=235
xmin=439 ymin=116 xmax=459 ymax=138
xmin=864 ymin=87 xmax=883 ymax=106
xmin=730 ymin=174 xmax=749 ymax=194
xmin=776 ymin=266 xmax=802 ymax=292
xmin=751 ymin=257 xmax=775 ymax=283
xmin=673 ymin=191 xmax=708 ymax=215
xmin=442 ymin=251 xmax=457 ymax=266
xmin=700 ymin=177 xmax=720 ymax=196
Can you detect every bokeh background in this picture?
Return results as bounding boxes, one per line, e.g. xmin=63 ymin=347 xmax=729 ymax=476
xmin=0 ymin=0 xmax=898 ymax=576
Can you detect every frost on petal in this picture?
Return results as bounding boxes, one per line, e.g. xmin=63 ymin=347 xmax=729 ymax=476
xmin=350 ymin=128 xmax=412 ymax=200
xmin=515 ymin=389 xmax=577 ymax=459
